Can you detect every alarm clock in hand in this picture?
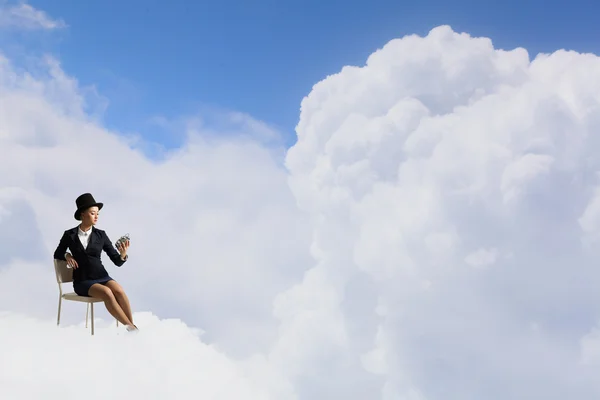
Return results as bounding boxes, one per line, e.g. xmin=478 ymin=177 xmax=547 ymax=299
xmin=115 ymin=233 xmax=130 ymax=259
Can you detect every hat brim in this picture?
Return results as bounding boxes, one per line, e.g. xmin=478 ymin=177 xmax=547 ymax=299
xmin=74 ymin=203 xmax=104 ymax=220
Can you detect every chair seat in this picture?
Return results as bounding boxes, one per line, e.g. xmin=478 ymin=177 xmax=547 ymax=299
xmin=62 ymin=292 xmax=103 ymax=303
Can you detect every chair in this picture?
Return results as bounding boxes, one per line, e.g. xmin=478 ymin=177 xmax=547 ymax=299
xmin=53 ymin=259 xmax=118 ymax=335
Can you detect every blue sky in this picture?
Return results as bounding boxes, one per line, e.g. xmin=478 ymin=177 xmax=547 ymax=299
xmin=7 ymin=0 xmax=600 ymax=150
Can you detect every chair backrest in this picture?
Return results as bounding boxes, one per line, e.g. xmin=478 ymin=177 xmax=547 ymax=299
xmin=53 ymin=259 xmax=73 ymax=285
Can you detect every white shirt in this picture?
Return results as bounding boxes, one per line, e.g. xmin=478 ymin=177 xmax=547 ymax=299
xmin=78 ymin=226 xmax=92 ymax=249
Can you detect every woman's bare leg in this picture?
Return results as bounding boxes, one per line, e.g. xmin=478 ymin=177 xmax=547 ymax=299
xmin=88 ymin=284 xmax=132 ymax=326
xmin=104 ymin=280 xmax=134 ymax=325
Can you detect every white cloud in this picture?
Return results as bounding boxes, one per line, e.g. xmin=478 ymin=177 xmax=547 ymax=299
xmin=4 ymin=18 xmax=600 ymax=399
xmin=0 ymin=2 xmax=66 ymax=30
xmin=0 ymin=311 xmax=292 ymax=400
xmin=282 ymin=24 xmax=600 ymax=398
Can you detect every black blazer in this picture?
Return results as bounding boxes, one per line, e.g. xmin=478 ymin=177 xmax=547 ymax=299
xmin=53 ymin=226 xmax=126 ymax=282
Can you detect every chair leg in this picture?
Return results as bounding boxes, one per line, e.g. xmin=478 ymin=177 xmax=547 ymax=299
xmin=85 ymin=303 xmax=89 ymax=328
xmin=90 ymin=303 xmax=95 ymax=336
xmin=57 ymin=295 xmax=62 ymax=326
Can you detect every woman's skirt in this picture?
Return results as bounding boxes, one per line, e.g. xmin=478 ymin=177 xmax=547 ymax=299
xmin=73 ymin=276 xmax=114 ymax=297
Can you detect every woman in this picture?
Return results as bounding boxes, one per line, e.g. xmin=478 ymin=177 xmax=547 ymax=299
xmin=54 ymin=193 xmax=138 ymax=332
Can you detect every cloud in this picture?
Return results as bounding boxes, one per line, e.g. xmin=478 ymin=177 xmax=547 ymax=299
xmin=0 ymin=311 xmax=293 ymax=399
xmin=0 ymin=2 xmax=66 ymax=30
xmin=4 ymin=17 xmax=600 ymax=399
xmin=281 ymin=25 xmax=600 ymax=398
xmin=142 ymin=107 xmax=287 ymax=160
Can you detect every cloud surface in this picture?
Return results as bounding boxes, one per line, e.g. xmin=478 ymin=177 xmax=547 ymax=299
xmin=2 ymin=20 xmax=600 ymax=399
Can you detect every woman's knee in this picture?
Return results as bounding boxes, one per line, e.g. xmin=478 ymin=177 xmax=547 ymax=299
xmin=106 ymin=281 xmax=126 ymax=297
xmin=89 ymin=284 xmax=115 ymax=301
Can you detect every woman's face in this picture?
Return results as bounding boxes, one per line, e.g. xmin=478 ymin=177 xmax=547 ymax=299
xmin=81 ymin=206 xmax=99 ymax=225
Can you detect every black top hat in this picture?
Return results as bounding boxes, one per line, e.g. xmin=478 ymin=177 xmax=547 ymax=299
xmin=74 ymin=193 xmax=104 ymax=220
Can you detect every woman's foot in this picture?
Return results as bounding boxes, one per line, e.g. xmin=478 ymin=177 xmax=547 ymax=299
xmin=125 ymin=324 xmax=138 ymax=332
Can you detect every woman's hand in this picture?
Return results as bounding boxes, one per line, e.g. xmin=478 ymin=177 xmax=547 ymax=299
xmin=117 ymin=239 xmax=130 ymax=258
xmin=66 ymin=254 xmax=78 ymax=269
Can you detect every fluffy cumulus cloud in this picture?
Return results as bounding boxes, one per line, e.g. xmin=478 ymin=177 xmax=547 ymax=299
xmin=3 ymin=11 xmax=600 ymax=399
xmin=283 ymin=25 xmax=600 ymax=399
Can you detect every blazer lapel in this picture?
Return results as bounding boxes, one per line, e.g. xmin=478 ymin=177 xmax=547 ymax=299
xmin=87 ymin=227 xmax=99 ymax=252
xmin=69 ymin=227 xmax=85 ymax=252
